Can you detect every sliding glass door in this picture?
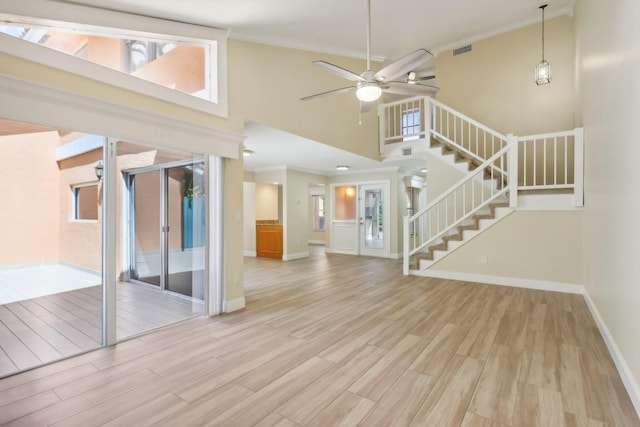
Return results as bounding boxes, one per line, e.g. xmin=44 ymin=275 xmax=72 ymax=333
xmin=126 ymin=160 xmax=205 ymax=300
xmin=131 ymin=170 xmax=162 ymax=286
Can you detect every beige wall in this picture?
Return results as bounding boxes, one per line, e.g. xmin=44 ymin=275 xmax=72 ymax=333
xmin=255 ymin=183 xmax=280 ymax=221
xmin=575 ymin=0 xmax=640 ymax=397
xmin=0 ymin=132 xmax=60 ymax=266
xmin=436 ymin=15 xmax=575 ymax=136
xmin=228 ymin=40 xmax=379 ymax=160
xmin=433 ymin=210 xmax=583 ymax=285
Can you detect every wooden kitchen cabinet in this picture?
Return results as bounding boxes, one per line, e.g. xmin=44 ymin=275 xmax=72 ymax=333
xmin=256 ymin=224 xmax=283 ymax=259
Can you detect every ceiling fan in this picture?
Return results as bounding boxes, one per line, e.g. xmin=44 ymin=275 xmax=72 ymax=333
xmin=301 ymin=0 xmax=439 ymax=113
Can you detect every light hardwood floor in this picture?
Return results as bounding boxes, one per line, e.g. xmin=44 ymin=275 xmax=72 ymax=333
xmin=0 ymin=251 xmax=638 ymax=426
xmin=0 ymin=282 xmax=203 ymax=378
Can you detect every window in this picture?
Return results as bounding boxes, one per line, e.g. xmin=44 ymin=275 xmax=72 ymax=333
xmin=0 ymin=3 xmax=228 ymax=117
xmin=0 ymin=24 xmax=207 ymax=100
xmin=402 ymin=108 xmax=421 ymax=141
xmin=313 ymin=195 xmax=325 ymax=231
xmin=73 ymin=185 xmax=98 ymax=220
xmin=406 ymin=186 xmax=419 ymax=235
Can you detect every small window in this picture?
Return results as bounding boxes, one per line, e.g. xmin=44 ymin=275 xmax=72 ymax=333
xmin=402 ymin=108 xmax=421 ymax=141
xmin=73 ymin=185 xmax=98 ymax=220
xmin=313 ymin=195 xmax=325 ymax=231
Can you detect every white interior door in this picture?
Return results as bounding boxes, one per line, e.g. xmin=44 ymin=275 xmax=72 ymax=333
xmin=359 ymin=182 xmax=390 ymax=258
xmin=330 ymin=184 xmax=358 ymax=254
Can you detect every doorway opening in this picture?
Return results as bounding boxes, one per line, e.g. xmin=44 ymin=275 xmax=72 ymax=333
xmin=123 ymin=160 xmax=206 ymax=301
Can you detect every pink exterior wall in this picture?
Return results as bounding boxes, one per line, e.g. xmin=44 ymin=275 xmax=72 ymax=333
xmin=0 ymin=132 xmax=61 ymax=266
xmin=133 ymin=45 xmax=205 ymax=94
xmin=57 ymin=149 xmax=103 ymax=272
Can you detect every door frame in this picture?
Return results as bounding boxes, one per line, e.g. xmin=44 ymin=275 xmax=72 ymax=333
xmin=328 ymin=180 xmax=391 ymax=258
xmin=122 ymin=158 xmax=206 ymax=297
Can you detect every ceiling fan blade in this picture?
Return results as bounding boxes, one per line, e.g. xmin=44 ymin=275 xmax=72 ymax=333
xmin=313 ymin=61 xmax=366 ymax=82
xmin=374 ymin=49 xmax=433 ymax=82
xmin=383 ymin=81 xmax=439 ymax=96
xmin=301 ymin=86 xmax=356 ymax=101
xmin=360 ymin=100 xmax=374 ymax=114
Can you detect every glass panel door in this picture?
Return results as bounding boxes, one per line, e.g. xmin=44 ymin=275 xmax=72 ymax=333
xmin=363 ymin=188 xmax=384 ymax=249
xmin=358 ymin=182 xmax=391 ymax=258
xmin=166 ymin=163 xmax=205 ymax=299
xmin=131 ymin=170 xmax=162 ymax=286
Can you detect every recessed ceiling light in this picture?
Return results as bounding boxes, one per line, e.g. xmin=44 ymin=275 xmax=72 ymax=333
xmin=336 ymin=165 xmax=350 ymax=171
xmin=243 ymin=148 xmax=254 ymax=157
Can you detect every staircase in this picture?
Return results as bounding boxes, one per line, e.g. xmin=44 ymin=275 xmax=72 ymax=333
xmin=378 ymin=96 xmax=584 ymax=276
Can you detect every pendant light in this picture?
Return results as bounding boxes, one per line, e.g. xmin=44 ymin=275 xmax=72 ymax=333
xmin=534 ymin=4 xmax=551 ymax=85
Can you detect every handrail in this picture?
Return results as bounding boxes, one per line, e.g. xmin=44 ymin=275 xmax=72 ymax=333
xmin=379 ymin=96 xmax=586 ymax=274
xmin=429 ymin=98 xmax=508 ymax=143
xmin=403 ymin=145 xmax=510 ymax=274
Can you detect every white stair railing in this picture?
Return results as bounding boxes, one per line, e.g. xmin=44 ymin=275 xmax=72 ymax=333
xmin=517 ymin=128 xmax=584 ymax=207
xmin=403 ymin=145 xmax=511 ymax=274
xmin=379 ymin=96 xmax=509 ymax=165
xmin=380 ymin=97 xmax=585 ymax=274
xmin=430 ymin=98 xmax=508 ymax=164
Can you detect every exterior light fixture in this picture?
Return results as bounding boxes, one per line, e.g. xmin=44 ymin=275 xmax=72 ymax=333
xmin=356 ymin=82 xmax=382 ymax=102
xmin=534 ymin=4 xmax=551 ymax=85
xmin=336 ymin=165 xmax=350 ymax=171
xmin=94 ymin=161 xmax=104 ymax=180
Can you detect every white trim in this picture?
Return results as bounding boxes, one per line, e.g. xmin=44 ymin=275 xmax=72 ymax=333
xmin=230 ymin=31 xmax=386 ymax=63
xmin=0 ymin=0 xmax=229 ymax=117
xmin=0 ymin=73 xmax=243 ymax=159
xmin=432 ymin=7 xmax=574 ymax=55
xmin=416 ymin=269 xmax=584 ymax=294
xmin=307 ymin=240 xmax=325 ymax=245
xmin=390 ymin=252 xmax=402 ymax=260
xmin=583 ymin=291 xmax=640 ymax=418
xmin=56 ymin=134 xmax=103 ymax=161
xmin=283 ymin=252 xmax=309 ymax=261
xmin=244 ymin=250 xmax=257 ymax=257
xmin=223 ymin=297 xmax=245 ymax=313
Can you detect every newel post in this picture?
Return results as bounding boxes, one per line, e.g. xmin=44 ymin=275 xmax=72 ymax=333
xmin=574 ymin=127 xmax=584 ymax=207
xmin=423 ymin=96 xmax=432 ymax=141
xmin=403 ymin=215 xmax=410 ymax=275
xmin=507 ymin=134 xmax=518 ymax=208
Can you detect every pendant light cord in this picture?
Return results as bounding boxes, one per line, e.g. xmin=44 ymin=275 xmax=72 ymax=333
xmin=540 ymin=4 xmax=547 ymax=61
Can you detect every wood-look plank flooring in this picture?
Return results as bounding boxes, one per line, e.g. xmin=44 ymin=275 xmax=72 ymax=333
xmin=0 ymin=282 xmax=203 ymax=378
xmin=0 ymin=250 xmax=638 ymax=426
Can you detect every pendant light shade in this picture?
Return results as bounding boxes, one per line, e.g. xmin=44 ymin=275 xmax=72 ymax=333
xmin=535 ymin=4 xmax=551 ymax=85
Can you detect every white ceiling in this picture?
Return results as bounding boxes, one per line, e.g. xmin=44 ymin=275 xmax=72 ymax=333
xmin=59 ymin=0 xmax=573 ymax=175
xmin=61 ymin=0 xmax=573 ymax=60
xmin=244 ymin=122 xmax=427 ymax=176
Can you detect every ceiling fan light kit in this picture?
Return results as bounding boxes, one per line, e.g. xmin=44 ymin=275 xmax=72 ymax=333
xmin=535 ymin=4 xmax=552 ymax=85
xmin=356 ymin=82 xmax=382 ymax=102
xmin=301 ymin=0 xmax=438 ymax=112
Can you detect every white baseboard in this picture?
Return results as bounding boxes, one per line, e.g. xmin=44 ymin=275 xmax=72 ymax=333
xmin=283 ymin=252 xmax=309 ymax=261
xmin=308 ymin=240 xmax=325 ymax=245
xmin=583 ymin=291 xmax=640 ymax=418
xmin=223 ymin=297 xmax=245 ymax=313
xmin=390 ymin=252 xmax=402 ymax=260
xmin=417 ymin=269 xmax=584 ymax=294
xmin=243 ymin=250 xmax=256 ymax=257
